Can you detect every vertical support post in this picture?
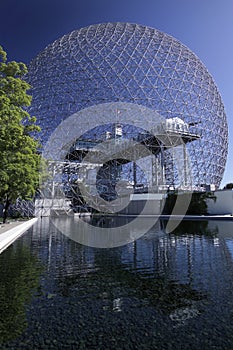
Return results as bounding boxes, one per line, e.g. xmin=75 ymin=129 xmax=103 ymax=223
xmin=183 ymin=144 xmax=187 ymax=187
xmin=133 ymin=161 xmax=137 ymax=189
xmin=171 ymin=147 xmax=175 ymax=188
xmin=160 ymin=144 xmax=165 ymax=186
xmin=51 ymin=162 xmax=56 ymax=198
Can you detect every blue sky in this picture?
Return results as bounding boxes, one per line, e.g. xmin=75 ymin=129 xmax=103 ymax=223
xmin=1 ymin=0 xmax=232 ymax=187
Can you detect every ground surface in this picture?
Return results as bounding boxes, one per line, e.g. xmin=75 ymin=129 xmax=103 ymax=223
xmin=0 ymin=221 xmax=27 ymax=234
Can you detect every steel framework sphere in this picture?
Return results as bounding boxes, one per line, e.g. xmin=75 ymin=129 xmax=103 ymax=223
xmin=27 ymin=22 xmax=228 ymax=189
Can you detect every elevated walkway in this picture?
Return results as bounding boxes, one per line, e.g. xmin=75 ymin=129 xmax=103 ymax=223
xmin=67 ymin=125 xmax=200 ymax=164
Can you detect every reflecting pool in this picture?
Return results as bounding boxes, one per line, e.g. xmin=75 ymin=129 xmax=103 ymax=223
xmin=1 ymin=217 xmax=233 ymax=349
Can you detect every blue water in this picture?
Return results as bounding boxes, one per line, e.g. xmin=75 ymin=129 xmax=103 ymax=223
xmin=0 ymin=217 xmax=233 ymax=349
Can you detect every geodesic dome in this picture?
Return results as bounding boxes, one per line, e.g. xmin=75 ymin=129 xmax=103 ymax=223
xmin=27 ymin=22 xmax=228 ymax=189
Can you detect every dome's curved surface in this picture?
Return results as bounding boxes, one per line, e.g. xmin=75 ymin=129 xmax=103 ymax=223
xmin=27 ymin=22 xmax=228 ymax=188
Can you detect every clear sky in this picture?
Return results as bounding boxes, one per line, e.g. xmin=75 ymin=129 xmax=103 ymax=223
xmin=0 ymin=0 xmax=232 ymax=188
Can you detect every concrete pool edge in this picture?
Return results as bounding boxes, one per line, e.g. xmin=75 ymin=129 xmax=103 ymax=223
xmin=114 ymin=214 xmax=233 ymax=220
xmin=0 ymin=218 xmax=38 ymax=254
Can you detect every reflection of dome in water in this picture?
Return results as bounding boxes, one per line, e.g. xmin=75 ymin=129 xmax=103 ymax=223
xmin=27 ymin=22 xmax=228 ymax=188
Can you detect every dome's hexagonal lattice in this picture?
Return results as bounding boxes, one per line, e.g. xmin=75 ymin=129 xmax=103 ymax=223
xmin=27 ymin=22 xmax=228 ymax=194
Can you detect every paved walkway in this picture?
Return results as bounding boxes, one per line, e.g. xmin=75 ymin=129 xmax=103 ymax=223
xmin=0 ymin=221 xmax=26 ymax=234
xmin=0 ymin=218 xmax=38 ymax=254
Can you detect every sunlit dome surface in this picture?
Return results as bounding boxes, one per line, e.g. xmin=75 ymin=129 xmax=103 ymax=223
xmin=27 ymin=22 xmax=228 ymax=188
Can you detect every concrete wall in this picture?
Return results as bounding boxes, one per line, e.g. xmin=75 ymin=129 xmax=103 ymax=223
xmin=34 ymin=191 xmax=233 ymax=217
xmin=207 ymin=190 xmax=233 ymax=215
xmin=120 ymin=193 xmax=165 ymax=215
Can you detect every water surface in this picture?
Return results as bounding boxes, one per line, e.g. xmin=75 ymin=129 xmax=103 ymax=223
xmin=0 ymin=217 xmax=233 ymax=349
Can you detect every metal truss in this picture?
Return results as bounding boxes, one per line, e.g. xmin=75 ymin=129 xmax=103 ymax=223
xmin=25 ymin=23 xmax=228 ymax=215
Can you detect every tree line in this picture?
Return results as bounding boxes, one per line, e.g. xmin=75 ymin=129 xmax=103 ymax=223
xmin=0 ymin=46 xmax=41 ymax=223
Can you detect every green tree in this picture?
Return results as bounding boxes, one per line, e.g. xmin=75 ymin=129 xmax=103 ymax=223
xmin=0 ymin=46 xmax=41 ymax=223
xmin=162 ymin=191 xmax=216 ymax=215
xmin=223 ymin=183 xmax=233 ymax=190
